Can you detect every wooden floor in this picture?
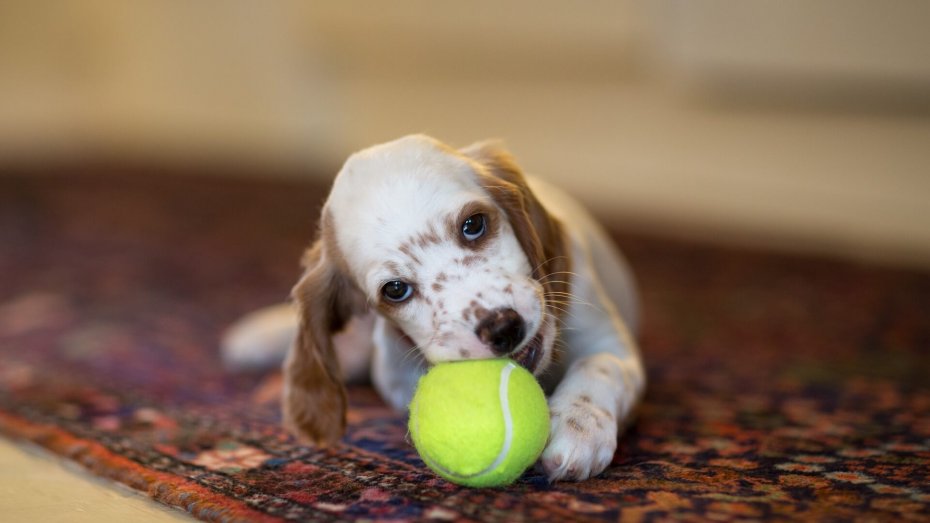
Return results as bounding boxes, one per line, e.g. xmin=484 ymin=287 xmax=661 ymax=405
xmin=0 ymin=437 xmax=191 ymax=522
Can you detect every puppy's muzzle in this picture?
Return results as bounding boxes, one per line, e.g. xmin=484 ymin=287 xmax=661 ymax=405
xmin=475 ymin=308 xmax=526 ymax=355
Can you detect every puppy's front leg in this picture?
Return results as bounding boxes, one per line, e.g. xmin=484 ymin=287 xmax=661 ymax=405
xmin=542 ymin=353 xmax=644 ymax=481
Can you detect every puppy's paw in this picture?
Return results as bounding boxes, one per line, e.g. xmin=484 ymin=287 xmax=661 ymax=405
xmin=540 ymin=397 xmax=617 ymax=482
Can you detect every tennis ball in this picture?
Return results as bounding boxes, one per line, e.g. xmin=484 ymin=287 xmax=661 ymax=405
xmin=408 ymin=358 xmax=550 ymax=487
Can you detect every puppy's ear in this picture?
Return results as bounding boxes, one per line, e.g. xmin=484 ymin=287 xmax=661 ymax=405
xmin=462 ymin=141 xmax=571 ymax=298
xmin=283 ymin=217 xmax=365 ymax=446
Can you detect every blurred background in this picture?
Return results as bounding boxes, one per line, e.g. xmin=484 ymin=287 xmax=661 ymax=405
xmin=1 ymin=0 xmax=929 ymax=268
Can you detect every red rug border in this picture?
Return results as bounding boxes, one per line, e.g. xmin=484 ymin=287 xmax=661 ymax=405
xmin=0 ymin=410 xmax=282 ymax=523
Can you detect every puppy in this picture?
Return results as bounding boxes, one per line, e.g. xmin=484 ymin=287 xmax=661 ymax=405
xmin=223 ymin=135 xmax=645 ymax=481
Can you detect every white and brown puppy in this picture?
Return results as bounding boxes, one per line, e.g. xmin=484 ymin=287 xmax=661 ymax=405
xmin=222 ymin=134 xmax=645 ymax=481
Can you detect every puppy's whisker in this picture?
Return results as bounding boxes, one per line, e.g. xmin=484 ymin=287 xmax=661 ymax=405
xmin=539 ymin=270 xmax=580 ymax=280
xmin=400 ymin=332 xmax=437 ymax=366
xmin=546 ymin=280 xmax=572 ymax=285
xmin=545 ymin=302 xmax=572 ymax=312
xmin=400 ymin=345 xmax=422 ymax=366
xmin=530 ymin=255 xmax=571 ymax=276
xmin=540 ymin=270 xmax=578 ymax=277
xmin=545 ymin=299 xmax=573 ymax=306
xmin=545 ymin=297 xmax=592 ymax=310
xmin=543 ymin=291 xmax=580 ymax=303
xmin=544 ymin=291 xmax=581 ymax=299
xmin=544 ymin=294 xmax=574 ymax=304
xmin=544 ymin=291 xmax=600 ymax=311
xmin=543 ymin=304 xmax=578 ymax=322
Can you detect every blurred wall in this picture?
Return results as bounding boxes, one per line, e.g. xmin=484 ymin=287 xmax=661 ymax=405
xmin=0 ymin=1 xmax=336 ymax=164
xmin=1 ymin=1 xmax=929 ymax=267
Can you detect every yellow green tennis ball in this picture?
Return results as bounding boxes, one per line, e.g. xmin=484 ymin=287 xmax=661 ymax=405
xmin=408 ymin=358 xmax=550 ymax=487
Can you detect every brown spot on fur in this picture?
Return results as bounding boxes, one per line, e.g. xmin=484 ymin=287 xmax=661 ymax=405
xmin=566 ymin=417 xmax=585 ymax=433
xmin=462 ymin=308 xmax=471 ymax=321
xmin=415 ymin=229 xmax=442 ymax=248
xmin=579 ymin=395 xmax=592 ymax=404
xmin=436 ymin=272 xmax=448 ymax=282
xmin=458 ymin=348 xmax=470 ymax=358
xmin=432 ymin=282 xmax=444 ymax=292
xmin=384 ymin=261 xmax=402 ymax=275
xmin=469 ymin=300 xmax=489 ymax=322
xmin=460 ymin=255 xmax=486 ymax=267
xmin=398 ymin=243 xmax=421 ymax=265
xmin=444 ymin=214 xmax=459 ymax=241
xmin=503 ymin=284 xmax=513 ymax=294
xmin=583 ymin=360 xmax=612 ymax=378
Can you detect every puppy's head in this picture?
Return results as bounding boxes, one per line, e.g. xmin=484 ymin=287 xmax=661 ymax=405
xmin=285 ymin=135 xmax=569 ymax=445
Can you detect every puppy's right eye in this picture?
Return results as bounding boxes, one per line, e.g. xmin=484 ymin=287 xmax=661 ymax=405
xmin=381 ymin=281 xmax=413 ymax=303
xmin=461 ymin=213 xmax=486 ymax=241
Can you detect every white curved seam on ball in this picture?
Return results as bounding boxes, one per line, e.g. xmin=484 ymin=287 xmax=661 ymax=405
xmin=479 ymin=361 xmax=516 ymax=476
xmin=417 ymin=362 xmax=516 ymax=480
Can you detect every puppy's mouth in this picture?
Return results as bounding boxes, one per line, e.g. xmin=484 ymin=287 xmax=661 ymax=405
xmin=511 ymin=328 xmax=544 ymax=372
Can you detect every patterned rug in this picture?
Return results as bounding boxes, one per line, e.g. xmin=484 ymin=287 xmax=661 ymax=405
xmin=0 ymin=171 xmax=928 ymax=522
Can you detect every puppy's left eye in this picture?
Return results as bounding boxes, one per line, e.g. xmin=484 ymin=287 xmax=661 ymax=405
xmin=461 ymin=213 xmax=486 ymax=241
xmin=381 ymin=280 xmax=413 ymax=303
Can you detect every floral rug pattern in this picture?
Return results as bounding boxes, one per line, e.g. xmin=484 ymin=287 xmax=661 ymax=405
xmin=0 ymin=173 xmax=928 ymax=521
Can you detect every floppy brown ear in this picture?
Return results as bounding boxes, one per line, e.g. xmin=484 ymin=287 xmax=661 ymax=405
xmin=283 ymin=217 xmax=366 ymax=446
xmin=461 ymin=141 xmax=571 ymax=299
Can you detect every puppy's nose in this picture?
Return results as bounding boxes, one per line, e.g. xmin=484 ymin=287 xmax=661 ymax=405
xmin=475 ymin=308 xmax=526 ymax=355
